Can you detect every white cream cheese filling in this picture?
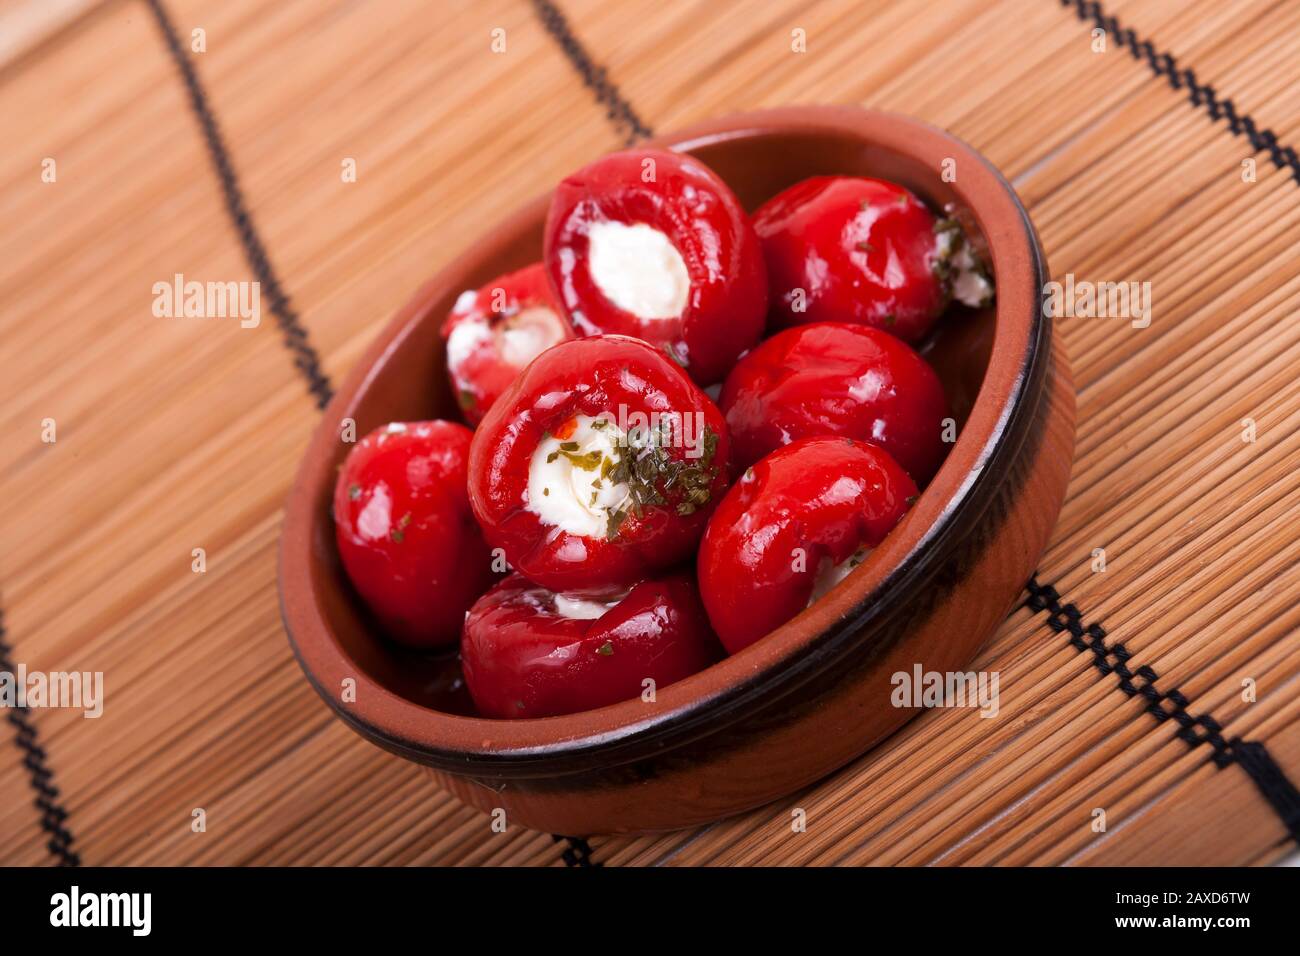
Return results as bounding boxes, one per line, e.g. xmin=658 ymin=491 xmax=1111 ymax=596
xmin=446 ymin=305 xmax=567 ymax=388
xmin=445 ymin=317 xmax=492 ymax=379
xmin=949 ymin=242 xmax=994 ymax=308
xmin=587 ymin=220 xmax=690 ymax=319
xmin=516 ymin=586 xmax=630 ymax=621
xmin=499 ymin=306 xmax=566 ymax=367
xmin=525 ymin=414 xmax=630 ymax=538
xmin=552 ymin=588 xmax=631 ymax=620
xmin=807 ymin=547 xmax=871 ymax=607
xmin=934 ymin=226 xmax=994 ymax=308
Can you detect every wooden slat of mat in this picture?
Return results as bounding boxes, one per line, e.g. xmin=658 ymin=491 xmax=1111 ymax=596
xmin=3 ymin=0 xmax=1298 ymax=867
xmin=1068 ymin=706 xmax=1300 ymax=866
xmin=0 ymin=0 xmax=623 ymax=865
xmin=0 ymin=727 xmax=38 ymax=858
xmin=0 ymin=0 xmax=102 ymax=67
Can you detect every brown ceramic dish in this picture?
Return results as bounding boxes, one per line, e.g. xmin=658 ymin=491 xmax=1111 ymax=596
xmin=280 ymin=106 xmax=1075 ymax=835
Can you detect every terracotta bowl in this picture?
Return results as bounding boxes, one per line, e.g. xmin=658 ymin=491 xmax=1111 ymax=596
xmin=280 ymin=106 xmax=1075 ymax=835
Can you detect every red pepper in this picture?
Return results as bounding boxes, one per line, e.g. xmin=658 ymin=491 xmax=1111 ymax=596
xmin=698 ymin=437 xmax=917 ymax=654
xmin=754 ymin=176 xmax=967 ymax=342
xmin=333 ymin=421 xmax=498 ymax=648
xmin=720 ymin=322 xmax=950 ymax=484
xmin=461 ymin=572 xmax=722 ymax=719
xmin=441 ymin=263 xmax=573 ymax=426
xmin=468 ymin=335 xmax=730 ymax=591
xmin=544 ymin=148 xmax=767 ymax=385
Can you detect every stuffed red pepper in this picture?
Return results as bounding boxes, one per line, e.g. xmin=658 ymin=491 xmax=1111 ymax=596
xmin=333 ymin=420 xmax=497 ymax=648
xmin=544 ymin=148 xmax=766 ymax=385
xmin=461 ymin=572 xmax=722 ymax=719
xmin=442 ymin=263 xmax=573 ymax=426
xmin=721 ymin=322 xmax=950 ymax=483
xmin=698 ymin=436 xmax=917 ymax=654
xmin=753 ymin=175 xmax=993 ymax=342
xmin=468 ymin=334 xmax=730 ymax=590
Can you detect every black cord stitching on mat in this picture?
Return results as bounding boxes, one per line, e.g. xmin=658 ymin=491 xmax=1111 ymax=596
xmin=1025 ymin=576 xmax=1300 ymax=845
xmin=0 ymin=609 xmax=81 ymax=866
xmin=531 ymin=0 xmax=654 ymax=145
xmin=147 ymin=0 xmax=597 ymax=867
xmin=144 ymin=0 xmax=334 ymax=409
xmin=552 ymin=834 xmax=601 ymax=867
xmin=1062 ymin=0 xmax=1300 ymax=184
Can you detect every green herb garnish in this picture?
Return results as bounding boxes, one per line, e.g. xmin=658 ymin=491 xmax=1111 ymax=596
xmin=605 ymin=508 xmax=629 ymax=541
xmin=561 ymin=449 xmax=604 ymax=470
xmin=602 ymin=423 xmax=719 ymax=535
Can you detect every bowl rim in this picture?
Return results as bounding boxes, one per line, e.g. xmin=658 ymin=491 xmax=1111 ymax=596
xmin=279 ymin=105 xmax=1049 ymax=776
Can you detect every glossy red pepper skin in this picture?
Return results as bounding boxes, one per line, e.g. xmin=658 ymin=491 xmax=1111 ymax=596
xmin=441 ymin=263 xmax=573 ymax=426
xmin=720 ymin=322 xmax=950 ymax=484
xmin=461 ymin=572 xmax=722 ymax=719
xmin=698 ymin=437 xmax=917 ymax=654
xmin=333 ymin=421 xmax=497 ymax=648
xmin=543 ymin=148 xmax=767 ymax=385
xmin=753 ymin=176 xmax=946 ymax=342
xmin=468 ymin=335 xmax=731 ymax=591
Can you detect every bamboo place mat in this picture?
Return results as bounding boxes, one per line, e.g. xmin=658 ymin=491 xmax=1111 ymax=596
xmin=2 ymin=0 xmax=1298 ymax=867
